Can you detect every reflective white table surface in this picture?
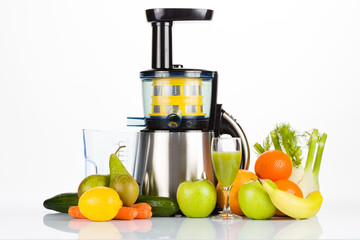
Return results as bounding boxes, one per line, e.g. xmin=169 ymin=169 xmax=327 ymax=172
xmin=1 ymin=197 xmax=359 ymax=239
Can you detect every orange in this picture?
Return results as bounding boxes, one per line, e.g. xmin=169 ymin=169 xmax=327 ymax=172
xmin=255 ymin=150 xmax=292 ymax=181
xmin=274 ymin=179 xmax=303 ymax=216
xmin=216 ymin=170 xmax=258 ymax=216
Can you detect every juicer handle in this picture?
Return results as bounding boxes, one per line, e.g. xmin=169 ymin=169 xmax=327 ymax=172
xmin=216 ymin=107 xmax=250 ymax=170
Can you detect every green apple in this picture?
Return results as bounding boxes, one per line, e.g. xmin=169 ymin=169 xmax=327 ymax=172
xmin=176 ymin=179 xmax=217 ymax=218
xmin=238 ymin=180 xmax=277 ymax=220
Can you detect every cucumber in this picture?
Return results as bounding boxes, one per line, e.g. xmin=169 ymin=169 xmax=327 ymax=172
xmin=43 ymin=193 xmax=79 ymax=213
xmin=135 ymin=195 xmax=179 ymax=217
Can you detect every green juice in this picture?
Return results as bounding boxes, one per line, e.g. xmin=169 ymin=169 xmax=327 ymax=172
xmin=212 ymin=151 xmax=241 ymax=187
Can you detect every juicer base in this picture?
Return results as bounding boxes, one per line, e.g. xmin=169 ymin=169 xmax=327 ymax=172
xmin=133 ymin=131 xmax=215 ymax=200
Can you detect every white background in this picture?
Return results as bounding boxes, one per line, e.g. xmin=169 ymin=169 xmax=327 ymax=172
xmin=1 ymin=0 xmax=359 ymax=208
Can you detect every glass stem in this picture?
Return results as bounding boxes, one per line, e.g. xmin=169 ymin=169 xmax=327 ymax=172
xmin=223 ymin=186 xmax=232 ymax=214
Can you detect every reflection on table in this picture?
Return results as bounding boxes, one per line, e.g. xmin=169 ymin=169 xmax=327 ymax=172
xmin=43 ymin=214 xmax=323 ymax=239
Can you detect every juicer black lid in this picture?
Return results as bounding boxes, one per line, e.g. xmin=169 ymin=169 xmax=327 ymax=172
xmin=146 ymin=8 xmax=213 ymax=22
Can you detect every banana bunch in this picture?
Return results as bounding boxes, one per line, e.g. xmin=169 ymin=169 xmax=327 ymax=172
xmin=260 ymin=179 xmax=323 ymax=219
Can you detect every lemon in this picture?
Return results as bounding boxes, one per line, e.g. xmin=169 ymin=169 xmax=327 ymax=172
xmin=79 ymin=187 xmax=122 ymax=221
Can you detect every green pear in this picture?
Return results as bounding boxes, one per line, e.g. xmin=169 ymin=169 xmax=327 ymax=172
xmin=77 ymin=174 xmax=110 ymax=198
xmin=109 ymin=147 xmax=131 ymax=176
xmin=110 ymin=174 xmax=139 ymax=207
xmin=109 ymin=146 xmax=139 ymax=206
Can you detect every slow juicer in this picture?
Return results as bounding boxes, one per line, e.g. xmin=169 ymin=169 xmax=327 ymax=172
xmin=131 ymin=8 xmax=250 ymax=200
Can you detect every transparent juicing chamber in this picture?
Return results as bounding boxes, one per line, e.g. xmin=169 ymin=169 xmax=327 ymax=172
xmin=141 ymin=70 xmax=216 ymax=130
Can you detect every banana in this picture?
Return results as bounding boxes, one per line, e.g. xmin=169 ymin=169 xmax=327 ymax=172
xmin=260 ymin=179 xmax=323 ymax=219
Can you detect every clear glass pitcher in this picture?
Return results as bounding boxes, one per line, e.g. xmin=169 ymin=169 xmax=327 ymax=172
xmin=82 ymin=129 xmax=139 ymax=176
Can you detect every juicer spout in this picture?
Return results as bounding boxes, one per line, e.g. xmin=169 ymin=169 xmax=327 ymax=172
xmin=165 ymin=106 xmax=182 ymax=128
xmin=127 ymin=117 xmax=146 ymax=127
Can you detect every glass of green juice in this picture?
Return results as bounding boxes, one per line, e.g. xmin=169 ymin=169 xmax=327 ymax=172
xmin=211 ymin=137 xmax=242 ymax=220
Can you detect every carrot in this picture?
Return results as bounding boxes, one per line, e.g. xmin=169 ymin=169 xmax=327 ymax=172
xmin=68 ymin=206 xmax=87 ymax=219
xmin=113 ymin=207 xmax=138 ymax=220
xmin=135 ymin=208 xmax=152 ymax=219
xmin=131 ymin=203 xmax=152 ymax=211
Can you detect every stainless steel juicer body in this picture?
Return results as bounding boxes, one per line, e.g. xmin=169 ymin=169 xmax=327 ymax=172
xmin=133 ymin=131 xmax=215 ymax=199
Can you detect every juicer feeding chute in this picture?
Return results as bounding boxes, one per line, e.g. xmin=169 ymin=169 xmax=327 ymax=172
xmin=146 ymin=8 xmax=213 ymax=70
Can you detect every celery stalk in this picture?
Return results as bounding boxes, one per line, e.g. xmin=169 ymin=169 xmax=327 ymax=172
xmin=313 ymin=133 xmax=327 ymax=178
xmin=254 ymin=135 xmax=271 ymax=156
xmin=254 ymin=143 xmax=265 ymax=155
xmin=304 ymin=129 xmax=319 ymax=172
xmin=298 ymin=132 xmax=327 ymax=197
xmin=270 ymin=130 xmax=282 ymax=151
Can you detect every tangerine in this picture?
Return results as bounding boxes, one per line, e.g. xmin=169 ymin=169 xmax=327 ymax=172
xmin=274 ymin=179 xmax=303 ymax=216
xmin=255 ymin=150 xmax=292 ymax=181
xmin=216 ymin=170 xmax=258 ymax=216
